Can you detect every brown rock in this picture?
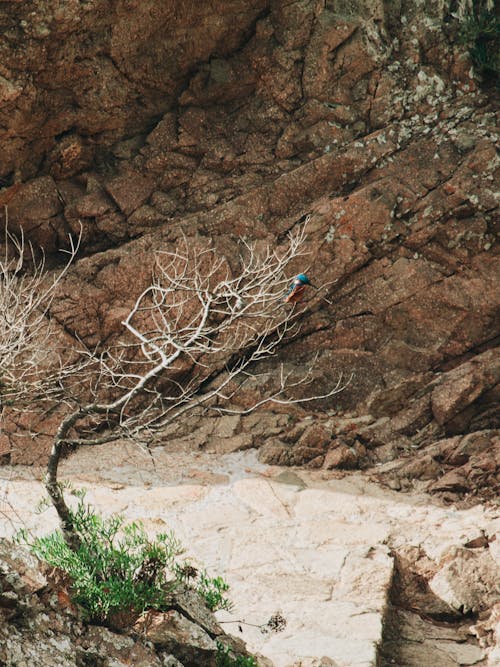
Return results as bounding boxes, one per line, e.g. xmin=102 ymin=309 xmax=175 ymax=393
xmin=0 ymin=1 xmax=268 ymax=180
xmin=323 ymin=444 xmax=359 ymax=470
xmin=105 ymin=173 xmax=156 ymax=215
xmin=292 ymin=445 xmax=326 ymax=465
xmin=428 ymin=469 xmax=469 ymax=494
xmin=75 ymin=189 xmax=115 ymax=218
xmin=0 ymin=176 xmax=63 ymax=248
xmin=1 ymin=176 xmax=62 ymax=222
xmin=376 ymin=430 xmax=500 ymax=500
xmin=0 ymin=1 xmax=498 ymax=495
xmin=296 ymin=423 xmax=332 ymax=450
xmin=258 ymin=439 xmax=293 ymax=466
xmin=134 ymin=609 xmax=216 ymax=660
xmin=431 ymin=349 xmax=500 ymax=427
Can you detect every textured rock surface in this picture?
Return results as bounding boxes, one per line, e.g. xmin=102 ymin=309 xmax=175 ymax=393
xmin=1 ymin=447 xmax=499 ymax=666
xmin=380 ymin=536 xmax=500 ymax=667
xmin=429 ymin=547 xmax=500 ymax=615
xmin=0 ymin=4 xmax=498 ymax=491
xmin=0 ymin=540 xmax=254 ymax=667
xmin=1 ymin=2 xmax=499 ymax=665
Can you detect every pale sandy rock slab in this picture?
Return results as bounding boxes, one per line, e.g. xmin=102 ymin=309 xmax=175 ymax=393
xmin=173 ymin=498 xmax=252 ymax=534
xmin=227 ymin=535 xmax=303 ymax=574
xmin=260 ymin=633 xmax=379 ymax=667
xmin=232 ymin=478 xmax=295 ymax=519
xmin=290 ymin=659 xmax=339 ymax=667
xmin=289 ymin=545 xmax=349 ymax=577
xmin=331 ymin=546 xmax=393 ymax=608
xmin=3 ymin=449 xmax=497 ymax=667
xmin=297 ymin=603 xmax=383 ymax=641
xmin=254 ymin=573 xmax=334 ymax=602
xmin=132 ymin=485 xmax=208 ymax=514
xmin=183 ymin=468 xmax=230 ymax=485
xmin=172 ymin=533 xmax=235 ymax=576
xmin=292 ymin=488 xmax=393 ymax=528
xmin=488 ymin=535 xmax=500 ymax=566
xmin=299 ymin=518 xmax=390 ymax=547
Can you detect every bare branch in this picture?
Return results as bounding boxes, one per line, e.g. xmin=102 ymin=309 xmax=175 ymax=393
xmin=1 ymin=217 xmax=345 ymax=549
xmin=0 ymin=212 xmax=81 ymax=402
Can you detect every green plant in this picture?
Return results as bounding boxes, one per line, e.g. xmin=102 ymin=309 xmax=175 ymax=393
xmin=16 ymin=495 xmax=185 ymax=623
xmin=216 ymin=641 xmax=257 ymax=667
xmin=196 ymin=570 xmax=234 ymax=612
xmin=17 ymin=491 xmax=238 ymax=626
xmin=455 ymin=0 xmax=499 ymax=80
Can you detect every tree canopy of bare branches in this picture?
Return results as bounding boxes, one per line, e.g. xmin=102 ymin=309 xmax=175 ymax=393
xmin=0 ymin=216 xmax=80 ymax=403
xmin=1 ymin=220 xmax=345 ymax=550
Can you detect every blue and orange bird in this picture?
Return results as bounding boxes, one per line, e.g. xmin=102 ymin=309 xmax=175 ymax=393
xmin=284 ymin=273 xmax=316 ymax=304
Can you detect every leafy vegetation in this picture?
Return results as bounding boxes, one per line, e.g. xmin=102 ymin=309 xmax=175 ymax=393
xmin=196 ymin=571 xmax=234 ymax=612
xmin=16 ymin=493 xmax=233 ymax=623
xmin=216 ymin=641 xmax=258 ymax=667
xmin=455 ymin=0 xmax=499 ymax=81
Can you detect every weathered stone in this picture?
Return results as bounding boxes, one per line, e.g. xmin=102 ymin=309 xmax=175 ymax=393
xmin=0 ymin=75 xmax=22 ymax=105
xmin=171 ymin=586 xmax=222 ymax=637
xmin=134 ymin=610 xmax=217 ymax=662
xmin=323 ymin=444 xmax=359 ymax=470
xmin=161 ymin=656 xmax=185 ymax=667
xmin=1 ymin=176 xmax=62 ymax=222
xmin=367 ymin=374 xmax=433 ymax=418
xmin=0 ymin=539 xmax=252 ymax=667
xmin=105 ymin=173 xmax=156 ymax=215
xmin=378 ymin=429 xmax=500 ymax=500
xmin=75 ymin=189 xmax=115 ymax=218
xmin=258 ymin=439 xmax=293 ymax=465
xmin=471 ymin=603 xmax=500 ymax=659
xmin=81 ymin=626 xmax=161 ymax=666
xmin=297 ymin=423 xmax=332 ymax=450
xmin=429 ymin=548 xmax=500 ymax=614
xmin=431 ymin=349 xmax=500 ymax=427
xmin=381 ymin=607 xmax=487 ymax=667
xmin=0 ymin=541 xmax=48 ymax=595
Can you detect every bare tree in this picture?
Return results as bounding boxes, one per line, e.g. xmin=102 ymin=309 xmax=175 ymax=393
xmin=0 ymin=217 xmax=80 ymax=404
xmin=1 ymin=220 xmax=344 ymax=550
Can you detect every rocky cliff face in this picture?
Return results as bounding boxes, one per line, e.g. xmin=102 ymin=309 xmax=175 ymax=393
xmin=0 ymin=540 xmax=256 ymax=667
xmin=0 ymin=1 xmax=498 ymax=498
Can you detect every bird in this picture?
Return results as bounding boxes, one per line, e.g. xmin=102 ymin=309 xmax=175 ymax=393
xmin=284 ymin=273 xmax=316 ymax=304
